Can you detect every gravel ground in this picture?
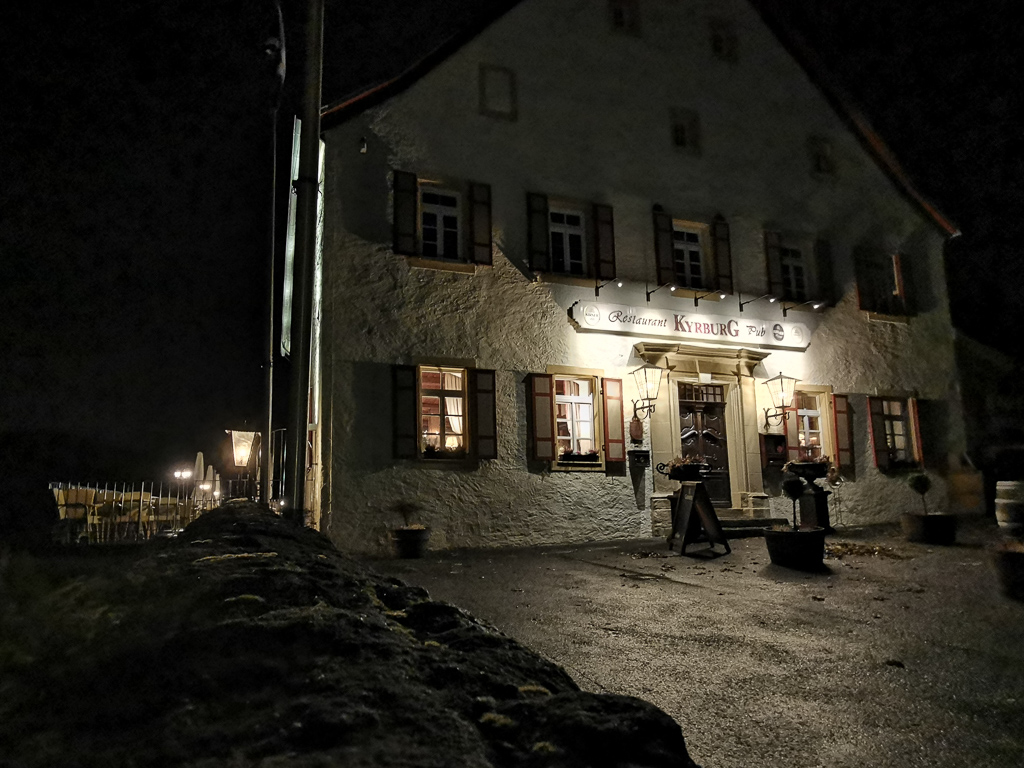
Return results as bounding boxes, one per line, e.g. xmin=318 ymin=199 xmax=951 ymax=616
xmin=368 ymin=519 xmax=1024 ymax=768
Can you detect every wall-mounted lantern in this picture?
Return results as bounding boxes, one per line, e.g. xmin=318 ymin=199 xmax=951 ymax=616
xmin=630 ymin=362 xmax=665 ymax=420
xmin=763 ymin=373 xmax=799 ymax=429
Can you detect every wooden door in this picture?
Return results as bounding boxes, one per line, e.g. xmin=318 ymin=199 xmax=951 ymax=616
xmin=678 ymin=383 xmax=731 ymax=506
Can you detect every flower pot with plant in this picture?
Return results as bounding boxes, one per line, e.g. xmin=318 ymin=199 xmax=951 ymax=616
xmin=658 ymin=455 xmax=709 ymax=482
xmin=763 ymin=476 xmax=826 ymax=570
xmin=900 ymin=473 xmax=957 ymax=545
xmin=391 ymin=501 xmax=431 ymax=558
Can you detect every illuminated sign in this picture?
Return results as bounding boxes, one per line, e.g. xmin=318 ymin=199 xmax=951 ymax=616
xmin=569 ymin=302 xmax=812 ymax=350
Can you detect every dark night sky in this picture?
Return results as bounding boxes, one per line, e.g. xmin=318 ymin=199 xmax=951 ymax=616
xmin=2 ymin=0 xmax=1021 ymax=481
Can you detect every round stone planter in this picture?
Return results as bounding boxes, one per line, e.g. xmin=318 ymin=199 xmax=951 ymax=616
xmin=763 ymin=527 xmax=826 ymax=571
xmin=392 ymin=527 xmax=431 ymax=558
xmin=900 ymin=513 xmax=957 ymax=546
xmin=993 ymin=544 xmax=1024 ymax=601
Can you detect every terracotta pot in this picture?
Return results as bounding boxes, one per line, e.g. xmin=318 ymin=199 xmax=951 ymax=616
xmin=763 ymin=527 xmax=826 ymax=571
xmin=900 ymin=513 xmax=957 ymax=546
xmin=393 ymin=527 xmax=430 ymax=558
xmin=992 ymin=545 xmax=1024 ymax=601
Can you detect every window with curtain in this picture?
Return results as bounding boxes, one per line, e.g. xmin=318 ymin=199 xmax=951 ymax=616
xmin=554 ymin=376 xmax=596 ymax=461
xmin=419 ymin=366 xmax=467 ymax=458
xmin=795 ymin=392 xmax=822 ymax=460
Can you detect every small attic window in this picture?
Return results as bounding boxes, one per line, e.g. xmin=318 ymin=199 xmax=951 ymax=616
xmin=671 ymin=108 xmax=701 ymax=156
xmin=710 ymin=19 xmax=738 ymax=62
xmin=608 ymin=0 xmax=640 ymax=36
xmin=808 ymin=136 xmax=836 ymax=177
xmin=478 ymin=64 xmax=517 ymax=121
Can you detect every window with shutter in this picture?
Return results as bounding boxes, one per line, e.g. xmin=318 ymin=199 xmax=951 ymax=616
xmin=855 ymin=248 xmax=909 ymax=316
xmin=831 ymin=394 xmax=855 ymax=479
xmin=531 ymin=370 xmax=620 ymax=470
xmin=528 ymin=195 xmax=615 ymax=279
xmin=391 ymin=171 xmax=492 ymax=265
xmin=868 ymin=396 xmax=921 ymax=471
xmin=393 ymin=364 xmax=497 ymax=463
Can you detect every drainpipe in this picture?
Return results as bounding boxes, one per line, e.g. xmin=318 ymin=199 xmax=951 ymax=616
xmin=284 ymin=0 xmax=324 ymax=519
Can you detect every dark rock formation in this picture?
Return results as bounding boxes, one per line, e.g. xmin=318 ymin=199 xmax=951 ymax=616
xmin=0 ymin=504 xmax=699 ymax=767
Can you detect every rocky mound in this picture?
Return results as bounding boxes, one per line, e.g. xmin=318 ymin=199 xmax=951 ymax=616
xmin=0 ymin=504 xmax=699 ymax=767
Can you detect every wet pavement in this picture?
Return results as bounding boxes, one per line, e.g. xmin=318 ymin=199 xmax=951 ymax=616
xmin=367 ymin=519 xmax=1024 ymax=768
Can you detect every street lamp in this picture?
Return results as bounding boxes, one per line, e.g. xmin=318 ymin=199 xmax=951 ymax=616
xmin=227 ymin=430 xmax=258 ymax=469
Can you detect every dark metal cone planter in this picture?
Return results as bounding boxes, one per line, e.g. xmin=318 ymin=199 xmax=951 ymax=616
xmin=764 ymin=527 xmax=826 ymax=571
xmin=993 ymin=547 xmax=1024 ymax=601
xmin=900 ymin=513 xmax=957 ymax=546
xmin=393 ymin=527 xmax=431 ymax=558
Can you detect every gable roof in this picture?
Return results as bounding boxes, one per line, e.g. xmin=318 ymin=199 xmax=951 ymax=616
xmin=319 ymin=0 xmax=957 ymax=238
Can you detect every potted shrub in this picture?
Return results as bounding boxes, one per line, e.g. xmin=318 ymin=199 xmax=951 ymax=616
xmin=763 ymin=477 xmax=826 ymax=570
xmin=900 ymin=473 xmax=957 ymax=545
xmin=391 ymin=501 xmax=431 ymax=558
xmin=661 ymin=455 xmax=709 ymax=481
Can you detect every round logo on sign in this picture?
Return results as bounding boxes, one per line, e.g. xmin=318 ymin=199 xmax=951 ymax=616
xmin=772 ymin=323 xmax=785 ymax=342
xmin=792 ymin=326 xmax=804 ymax=344
xmin=583 ymin=305 xmax=600 ymax=326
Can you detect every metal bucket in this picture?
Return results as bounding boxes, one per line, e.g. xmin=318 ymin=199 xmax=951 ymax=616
xmin=995 ymin=481 xmax=1024 ymax=536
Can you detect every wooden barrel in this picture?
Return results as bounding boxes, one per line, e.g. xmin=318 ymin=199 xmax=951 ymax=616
xmin=995 ymin=481 xmax=1024 ymax=536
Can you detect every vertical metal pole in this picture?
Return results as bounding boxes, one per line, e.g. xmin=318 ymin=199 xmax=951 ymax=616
xmin=284 ymin=0 xmax=323 ymax=520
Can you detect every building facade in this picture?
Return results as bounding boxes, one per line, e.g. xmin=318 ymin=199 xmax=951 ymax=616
xmin=318 ymin=0 xmax=966 ymax=554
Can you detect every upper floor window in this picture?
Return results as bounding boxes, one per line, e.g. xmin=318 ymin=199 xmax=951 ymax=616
xmin=653 ymin=208 xmax=733 ymax=295
xmin=549 ymin=208 xmax=587 ymax=275
xmin=672 ymin=224 xmax=706 ymax=290
xmin=528 ymin=193 xmax=616 ymax=281
xmin=764 ymin=231 xmax=833 ymax=307
xmin=608 ymin=0 xmax=640 ymax=36
xmin=709 ymin=19 xmax=738 ymax=62
xmin=392 ymin=170 xmax=493 ymax=265
xmin=670 ymin=108 xmax=701 ymax=155
xmin=779 ymin=246 xmax=807 ymax=302
xmin=478 ymin=64 xmax=517 ymax=121
xmin=808 ymin=135 xmax=836 ymax=176
xmin=855 ymin=249 xmax=912 ymax=316
xmin=420 ymin=189 xmax=460 ymax=260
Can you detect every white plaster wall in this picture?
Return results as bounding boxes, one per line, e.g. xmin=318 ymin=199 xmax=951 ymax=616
xmin=320 ymin=0 xmax=964 ymax=553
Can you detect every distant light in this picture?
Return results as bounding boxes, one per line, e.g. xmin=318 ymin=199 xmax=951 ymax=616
xmin=768 ymin=297 xmax=777 ymax=303
xmin=616 ymin=280 xmax=623 ymax=287
xmin=812 ymin=302 xmax=822 ymax=309
xmin=670 ymin=286 xmax=676 ymax=292
xmin=719 ymin=292 xmax=726 ymax=299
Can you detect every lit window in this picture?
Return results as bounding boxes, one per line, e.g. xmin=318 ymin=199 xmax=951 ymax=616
xmin=549 ymin=209 xmax=586 ymax=276
xmin=795 ymin=393 xmax=822 ymax=460
xmin=555 ymin=376 xmax=596 ymax=461
xmin=869 ymin=396 xmax=920 ymax=470
xmin=419 ymin=366 xmax=466 ymax=459
xmin=420 ymin=189 xmax=460 ymax=260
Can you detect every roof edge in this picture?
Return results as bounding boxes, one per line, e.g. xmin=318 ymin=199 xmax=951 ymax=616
xmin=748 ymin=0 xmax=959 ymax=238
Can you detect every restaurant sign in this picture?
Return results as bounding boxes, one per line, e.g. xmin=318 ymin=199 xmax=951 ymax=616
xmin=568 ymin=302 xmax=812 ymax=351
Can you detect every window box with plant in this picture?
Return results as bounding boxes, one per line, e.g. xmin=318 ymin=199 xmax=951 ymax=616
xmin=657 ymin=455 xmax=709 ymax=482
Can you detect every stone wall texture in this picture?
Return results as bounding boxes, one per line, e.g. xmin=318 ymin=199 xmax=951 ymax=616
xmin=319 ymin=0 xmax=965 ymax=555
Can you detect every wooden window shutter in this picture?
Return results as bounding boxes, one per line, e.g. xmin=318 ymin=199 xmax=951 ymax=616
xmin=781 ymin=406 xmax=801 ymax=461
xmin=867 ymin=396 xmax=889 ymax=470
xmin=653 ymin=207 xmax=675 ymax=286
xmin=468 ymin=182 xmax=493 ymax=265
xmin=908 ymin=397 xmax=923 ymax=465
xmin=764 ymin=230 xmax=784 ymax=298
xmin=470 ymin=368 xmax=498 ymax=460
xmin=814 ymin=238 xmax=835 ymax=306
xmin=602 ymin=378 xmax=626 ymax=462
xmin=392 ymin=171 xmax=418 ymax=256
xmin=831 ymin=394 xmax=855 ymax=479
xmin=594 ymin=203 xmax=616 ymax=281
xmin=712 ymin=214 xmax=733 ymax=294
xmin=529 ymin=374 xmax=556 ymax=460
xmin=392 ymin=365 xmax=418 ymax=458
xmin=527 ymin=193 xmax=550 ymax=272
xmin=895 ymin=253 xmax=917 ymax=316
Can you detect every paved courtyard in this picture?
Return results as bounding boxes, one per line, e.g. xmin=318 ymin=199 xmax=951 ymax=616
xmin=368 ymin=519 xmax=1024 ymax=768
